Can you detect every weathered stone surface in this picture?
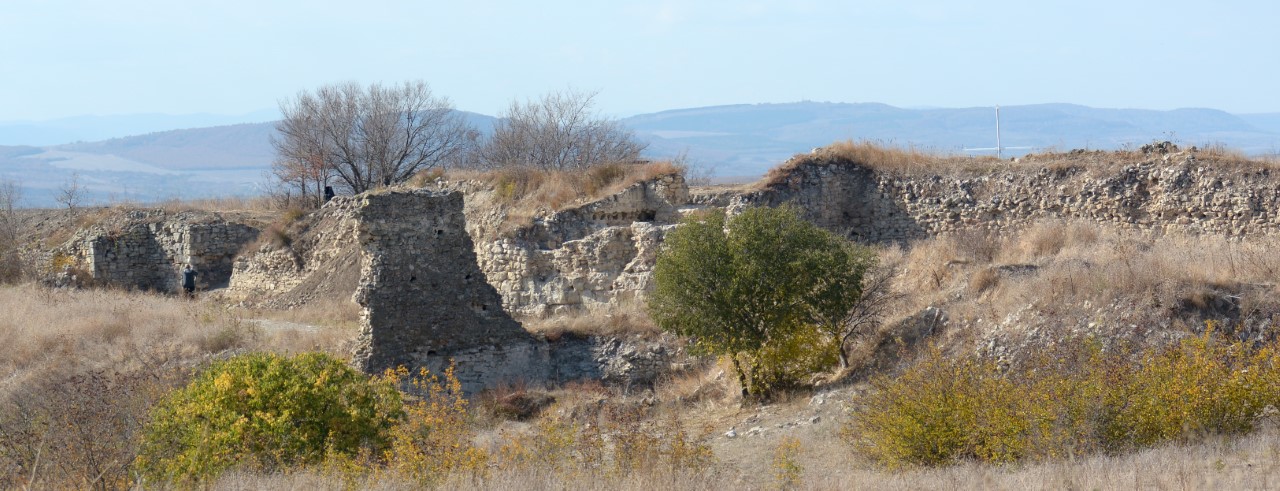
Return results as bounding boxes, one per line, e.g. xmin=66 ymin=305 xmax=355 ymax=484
xmin=737 ymin=151 xmax=1280 ymax=244
xmin=271 ymin=189 xmax=690 ymax=394
xmin=61 ymin=210 xmax=259 ymax=292
xmin=347 ymin=190 xmax=537 ymax=387
xmin=464 ymin=174 xmax=692 ymax=317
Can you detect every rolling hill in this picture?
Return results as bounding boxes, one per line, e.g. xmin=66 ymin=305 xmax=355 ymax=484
xmin=2 ymin=103 xmax=1278 ymax=206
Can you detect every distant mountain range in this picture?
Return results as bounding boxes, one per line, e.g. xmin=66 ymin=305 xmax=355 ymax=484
xmin=2 ymin=103 xmax=1278 ymax=207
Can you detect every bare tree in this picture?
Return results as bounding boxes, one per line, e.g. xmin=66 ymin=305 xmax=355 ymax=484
xmin=0 ymin=179 xmax=23 ymax=282
xmin=834 ymin=262 xmax=901 ymax=369
xmin=0 ymin=179 xmax=18 ymax=233
xmin=476 ymin=88 xmax=646 ymax=171
xmin=273 ymin=80 xmax=475 ymax=197
xmin=56 ymin=172 xmax=85 ymax=217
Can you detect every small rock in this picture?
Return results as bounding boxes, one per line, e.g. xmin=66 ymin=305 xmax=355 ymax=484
xmin=725 ymin=430 xmax=737 ymax=438
xmin=809 ymin=416 xmax=821 ymax=424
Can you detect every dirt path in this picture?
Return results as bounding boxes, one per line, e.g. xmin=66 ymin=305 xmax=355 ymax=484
xmin=248 ymin=319 xmax=323 ymax=333
xmin=700 ymin=384 xmax=864 ymax=487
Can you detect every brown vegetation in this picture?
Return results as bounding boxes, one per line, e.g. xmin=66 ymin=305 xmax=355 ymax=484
xmin=440 ymin=160 xmax=684 ymax=237
xmin=862 ymin=219 xmax=1280 ymax=363
xmin=521 ymin=299 xmax=661 ymax=339
xmin=0 ymin=285 xmax=355 ymax=489
xmin=758 ymin=139 xmax=1280 ymax=190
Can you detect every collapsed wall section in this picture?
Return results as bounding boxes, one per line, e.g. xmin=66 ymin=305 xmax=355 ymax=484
xmin=347 ymin=190 xmax=551 ymax=393
xmin=64 ymin=210 xmax=259 ymax=292
xmin=226 ymin=188 xmax=687 ymax=394
xmin=464 ymin=173 xmax=692 ymax=317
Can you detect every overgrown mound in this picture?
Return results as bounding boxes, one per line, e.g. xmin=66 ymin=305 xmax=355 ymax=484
xmin=433 ymin=160 xmax=687 ymax=241
xmin=763 ymin=139 xmax=1276 ymax=187
xmin=867 ymin=221 xmax=1280 ymax=365
xmin=225 ymin=201 xmax=365 ymax=308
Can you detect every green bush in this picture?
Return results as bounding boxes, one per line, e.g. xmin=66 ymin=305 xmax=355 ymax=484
xmin=133 ymin=352 xmax=403 ymax=484
xmin=848 ymin=327 xmax=1280 ymax=468
xmin=743 ymin=324 xmax=839 ymax=395
xmin=649 ymin=205 xmax=874 ymax=399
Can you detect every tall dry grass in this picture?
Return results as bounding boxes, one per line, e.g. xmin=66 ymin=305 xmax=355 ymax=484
xmin=759 ymin=140 xmax=1280 ymax=191
xmin=762 ymin=140 xmax=969 ymax=184
xmin=0 ymin=284 xmax=354 ymax=489
xmin=807 ymin=426 xmax=1280 ymax=491
xmin=151 ymin=194 xmax=280 ymax=213
xmin=442 ymin=161 xmax=685 ymax=236
xmin=880 ymin=219 xmax=1280 ymax=356
xmin=521 ymin=299 xmax=661 ymax=339
xmin=202 ymin=418 xmax=1280 ymax=490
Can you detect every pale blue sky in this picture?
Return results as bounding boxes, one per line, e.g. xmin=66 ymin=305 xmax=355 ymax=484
xmin=2 ymin=0 xmax=1277 ymax=122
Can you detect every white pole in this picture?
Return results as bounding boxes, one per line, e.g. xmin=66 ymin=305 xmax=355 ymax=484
xmin=995 ymin=105 xmax=1002 ymax=160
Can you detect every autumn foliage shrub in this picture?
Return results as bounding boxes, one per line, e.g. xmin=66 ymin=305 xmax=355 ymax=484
xmin=384 ymin=364 xmax=489 ymax=485
xmin=133 ymin=352 xmax=403 ymax=484
xmin=848 ymin=325 xmax=1280 ymax=468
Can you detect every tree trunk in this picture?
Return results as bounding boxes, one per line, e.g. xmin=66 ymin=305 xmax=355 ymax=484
xmin=731 ymin=354 xmax=750 ymax=398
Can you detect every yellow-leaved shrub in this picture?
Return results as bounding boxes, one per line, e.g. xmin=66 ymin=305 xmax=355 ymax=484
xmin=134 ymin=352 xmax=403 ymax=484
xmin=383 ymin=364 xmax=489 ymax=484
xmin=848 ymin=325 xmax=1280 ymax=468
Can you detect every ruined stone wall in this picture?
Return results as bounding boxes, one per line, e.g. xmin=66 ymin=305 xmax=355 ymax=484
xmin=466 ymin=174 xmax=692 ymax=317
xmin=65 ymin=210 xmax=259 ymax=292
xmin=736 ymin=151 xmax=1280 ymax=244
xmin=341 ymin=189 xmax=687 ymax=394
xmin=348 ymin=190 xmax=537 ymax=379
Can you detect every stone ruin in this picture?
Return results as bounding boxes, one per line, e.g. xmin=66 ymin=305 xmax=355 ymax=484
xmin=737 ymin=150 xmax=1280 ymax=243
xmin=232 ymin=189 xmax=681 ymax=394
xmin=61 ymin=210 xmax=259 ymax=292
xmin=57 ymin=149 xmax=1280 ymax=393
xmin=467 ymin=173 xmax=691 ymax=317
xmin=346 ymin=190 xmax=547 ymax=391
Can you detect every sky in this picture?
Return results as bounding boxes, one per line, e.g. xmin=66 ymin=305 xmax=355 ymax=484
xmin=2 ymin=0 xmax=1278 ymax=122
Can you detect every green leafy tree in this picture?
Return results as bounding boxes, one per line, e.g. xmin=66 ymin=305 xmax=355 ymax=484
xmin=649 ymin=205 xmax=874 ymax=397
xmin=134 ymin=352 xmax=403 ymax=484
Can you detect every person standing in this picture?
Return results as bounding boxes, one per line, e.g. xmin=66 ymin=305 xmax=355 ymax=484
xmin=182 ymin=263 xmax=198 ymax=298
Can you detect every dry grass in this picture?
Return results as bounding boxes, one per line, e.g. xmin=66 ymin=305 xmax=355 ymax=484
xmin=0 ymin=283 xmax=357 ymax=488
xmin=653 ymin=359 xmax=735 ymax=410
xmin=802 ymin=427 xmax=1280 ymax=490
xmin=6 ymin=264 xmax=1280 ymax=489
xmin=758 ymin=140 xmax=1280 ymax=191
xmin=151 ymin=194 xmax=280 ymax=213
xmin=201 ymin=389 xmax=1280 ymax=490
xmin=441 ymin=161 xmax=685 ymax=237
xmin=521 ymin=300 xmax=662 ymax=339
xmin=211 ymin=465 xmax=729 ymax=491
xmin=878 ymin=219 xmax=1280 ymax=357
xmin=0 ymin=284 xmax=354 ymax=390
xmin=248 ymin=299 xmax=363 ymax=330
